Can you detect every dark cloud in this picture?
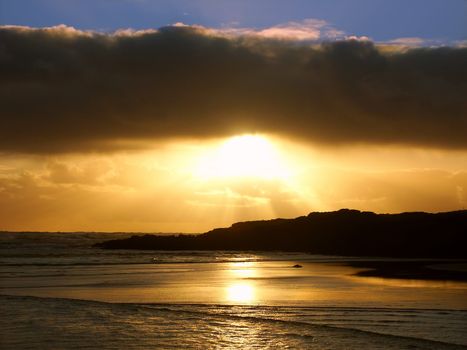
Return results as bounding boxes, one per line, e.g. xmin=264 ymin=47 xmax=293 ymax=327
xmin=1 ymin=25 xmax=466 ymax=153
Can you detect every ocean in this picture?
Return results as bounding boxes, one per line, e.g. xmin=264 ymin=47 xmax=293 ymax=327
xmin=1 ymin=232 xmax=466 ymax=349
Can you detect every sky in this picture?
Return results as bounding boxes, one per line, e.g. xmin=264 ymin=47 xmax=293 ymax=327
xmin=1 ymin=0 xmax=466 ymax=43
xmin=0 ymin=1 xmax=466 ymax=232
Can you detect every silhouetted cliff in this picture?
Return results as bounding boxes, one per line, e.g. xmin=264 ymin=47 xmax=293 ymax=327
xmin=95 ymin=209 xmax=467 ymax=258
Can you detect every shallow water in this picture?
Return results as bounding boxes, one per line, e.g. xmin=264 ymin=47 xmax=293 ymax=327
xmin=1 ymin=232 xmax=466 ymax=349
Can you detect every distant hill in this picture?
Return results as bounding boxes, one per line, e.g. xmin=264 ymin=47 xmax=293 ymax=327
xmin=95 ymin=209 xmax=467 ymax=258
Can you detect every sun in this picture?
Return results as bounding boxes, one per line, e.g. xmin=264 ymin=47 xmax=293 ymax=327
xmin=195 ymin=134 xmax=290 ymax=180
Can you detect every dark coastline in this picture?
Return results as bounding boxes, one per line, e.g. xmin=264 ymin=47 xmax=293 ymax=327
xmin=95 ymin=209 xmax=467 ymax=259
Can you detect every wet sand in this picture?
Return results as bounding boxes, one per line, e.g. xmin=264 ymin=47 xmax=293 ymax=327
xmin=349 ymin=260 xmax=467 ymax=282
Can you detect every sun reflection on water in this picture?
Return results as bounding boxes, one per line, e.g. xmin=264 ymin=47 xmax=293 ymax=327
xmin=225 ymin=262 xmax=258 ymax=303
xmin=226 ymin=283 xmax=255 ymax=303
xmin=229 ymin=261 xmax=257 ymax=278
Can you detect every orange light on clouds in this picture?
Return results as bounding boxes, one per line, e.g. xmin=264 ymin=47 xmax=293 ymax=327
xmin=0 ymin=136 xmax=466 ymax=232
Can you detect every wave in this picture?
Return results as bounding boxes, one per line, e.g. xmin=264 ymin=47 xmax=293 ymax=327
xmin=0 ymin=249 xmax=335 ymax=267
xmin=2 ymin=294 xmax=466 ymax=349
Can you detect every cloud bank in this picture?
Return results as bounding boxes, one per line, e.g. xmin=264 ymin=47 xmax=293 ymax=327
xmin=1 ymin=24 xmax=466 ymax=153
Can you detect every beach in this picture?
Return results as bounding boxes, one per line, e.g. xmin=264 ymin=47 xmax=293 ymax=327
xmin=1 ymin=232 xmax=466 ymax=349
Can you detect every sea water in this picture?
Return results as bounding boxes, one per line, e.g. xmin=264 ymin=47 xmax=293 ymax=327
xmin=1 ymin=232 xmax=466 ymax=349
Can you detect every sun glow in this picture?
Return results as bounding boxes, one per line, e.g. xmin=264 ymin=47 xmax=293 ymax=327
xmin=195 ymin=135 xmax=291 ymax=180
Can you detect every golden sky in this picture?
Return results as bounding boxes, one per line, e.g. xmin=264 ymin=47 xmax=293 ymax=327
xmin=0 ymin=25 xmax=466 ymax=232
xmin=1 ymin=135 xmax=466 ymax=232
